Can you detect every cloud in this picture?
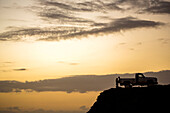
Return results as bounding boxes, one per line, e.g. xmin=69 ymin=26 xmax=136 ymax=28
xmin=40 ymin=0 xmax=94 ymax=12
xmin=0 ymin=26 xmax=88 ymax=41
xmin=119 ymin=42 xmax=126 ymax=45
xmin=37 ymin=0 xmax=105 ymax=24
xmin=41 ymin=17 xmax=163 ymax=41
xmin=0 ymin=27 xmax=63 ymax=41
xmin=6 ymin=107 xmax=20 ymax=111
xmin=57 ymin=61 xmax=80 ymax=66
xmin=0 ymin=108 xmax=84 ymax=113
xmin=39 ymin=0 xmax=122 ymax=13
xmin=137 ymin=42 xmax=142 ymax=45
xmin=0 ymin=62 xmax=13 ymax=68
xmin=59 ymin=17 xmax=163 ymax=39
xmin=0 ymin=0 xmax=167 ymax=42
xmin=115 ymin=0 xmax=170 ymax=14
xmin=143 ymin=1 xmax=170 ymax=14
xmin=0 ymin=16 xmax=163 ymax=41
xmin=129 ymin=48 xmax=135 ymax=51
xmin=1 ymin=67 xmax=27 ymax=73
xmin=38 ymin=0 xmax=170 ymax=15
xmin=80 ymin=106 xmax=89 ymax=111
xmin=13 ymin=68 xmax=27 ymax=71
xmin=158 ymin=38 xmax=169 ymax=44
xmin=0 ymin=70 xmax=170 ymax=93
xmin=69 ymin=63 xmax=79 ymax=66
xmin=116 ymin=0 xmax=151 ymax=8
xmin=2 ymin=62 xmax=13 ymax=64
xmin=0 ymin=70 xmax=12 ymax=72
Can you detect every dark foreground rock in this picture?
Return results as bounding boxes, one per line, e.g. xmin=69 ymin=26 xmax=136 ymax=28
xmin=87 ymin=85 xmax=170 ymax=113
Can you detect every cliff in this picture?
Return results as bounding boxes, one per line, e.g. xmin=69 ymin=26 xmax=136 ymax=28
xmin=87 ymin=85 xmax=170 ymax=113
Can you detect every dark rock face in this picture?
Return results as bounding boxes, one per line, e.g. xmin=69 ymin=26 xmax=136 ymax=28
xmin=87 ymin=85 xmax=170 ymax=113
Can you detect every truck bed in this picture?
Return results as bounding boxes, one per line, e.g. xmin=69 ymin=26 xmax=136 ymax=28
xmin=119 ymin=78 xmax=135 ymax=84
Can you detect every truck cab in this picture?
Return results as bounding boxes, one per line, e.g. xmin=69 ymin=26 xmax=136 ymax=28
xmin=136 ymin=73 xmax=145 ymax=84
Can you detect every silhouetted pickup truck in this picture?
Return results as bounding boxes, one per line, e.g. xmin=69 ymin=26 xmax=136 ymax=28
xmin=116 ymin=73 xmax=158 ymax=88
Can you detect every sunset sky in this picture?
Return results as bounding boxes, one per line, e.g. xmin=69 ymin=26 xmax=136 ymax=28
xmin=0 ymin=0 xmax=170 ymax=113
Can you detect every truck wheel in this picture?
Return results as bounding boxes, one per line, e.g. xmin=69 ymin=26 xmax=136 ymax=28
xmin=125 ymin=84 xmax=132 ymax=88
xmin=147 ymin=80 xmax=154 ymax=87
xmin=125 ymin=84 xmax=129 ymax=88
xmin=124 ymin=82 xmax=132 ymax=88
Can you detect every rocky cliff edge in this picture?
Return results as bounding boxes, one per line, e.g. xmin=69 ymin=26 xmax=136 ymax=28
xmin=87 ymin=85 xmax=170 ymax=113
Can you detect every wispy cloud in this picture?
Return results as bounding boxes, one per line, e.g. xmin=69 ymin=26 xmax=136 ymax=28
xmin=13 ymin=68 xmax=27 ymax=71
xmin=115 ymin=0 xmax=170 ymax=14
xmin=57 ymin=61 xmax=79 ymax=66
xmin=137 ymin=42 xmax=142 ymax=45
xmin=0 ymin=70 xmax=169 ymax=93
xmin=0 ymin=67 xmax=27 ymax=72
xmin=39 ymin=0 xmax=170 ymax=14
xmin=0 ymin=62 xmax=13 ymax=67
xmin=6 ymin=106 xmax=20 ymax=111
xmin=142 ymin=1 xmax=170 ymax=14
xmin=69 ymin=63 xmax=79 ymax=66
xmin=129 ymin=48 xmax=135 ymax=51
xmin=79 ymin=105 xmax=89 ymax=111
xmin=39 ymin=0 xmax=123 ymax=13
xmin=0 ymin=17 xmax=164 ymax=41
xmin=2 ymin=62 xmax=13 ymax=64
xmin=0 ymin=0 xmax=168 ymax=42
xmin=0 ymin=107 xmax=84 ymax=113
xmin=119 ymin=42 xmax=126 ymax=45
xmin=50 ymin=17 xmax=163 ymax=40
xmin=158 ymin=38 xmax=170 ymax=44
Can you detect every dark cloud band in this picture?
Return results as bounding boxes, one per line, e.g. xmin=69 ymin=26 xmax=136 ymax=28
xmin=0 ymin=70 xmax=169 ymax=93
xmin=144 ymin=1 xmax=170 ymax=14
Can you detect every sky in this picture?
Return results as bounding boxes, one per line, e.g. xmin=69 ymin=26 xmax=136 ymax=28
xmin=0 ymin=0 xmax=170 ymax=113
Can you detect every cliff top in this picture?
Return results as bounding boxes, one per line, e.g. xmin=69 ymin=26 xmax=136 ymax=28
xmin=87 ymin=85 xmax=170 ymax=113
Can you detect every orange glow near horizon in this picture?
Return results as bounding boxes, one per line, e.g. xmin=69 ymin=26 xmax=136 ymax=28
xmin=0 ymin=91 xmax=99 ymax=111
